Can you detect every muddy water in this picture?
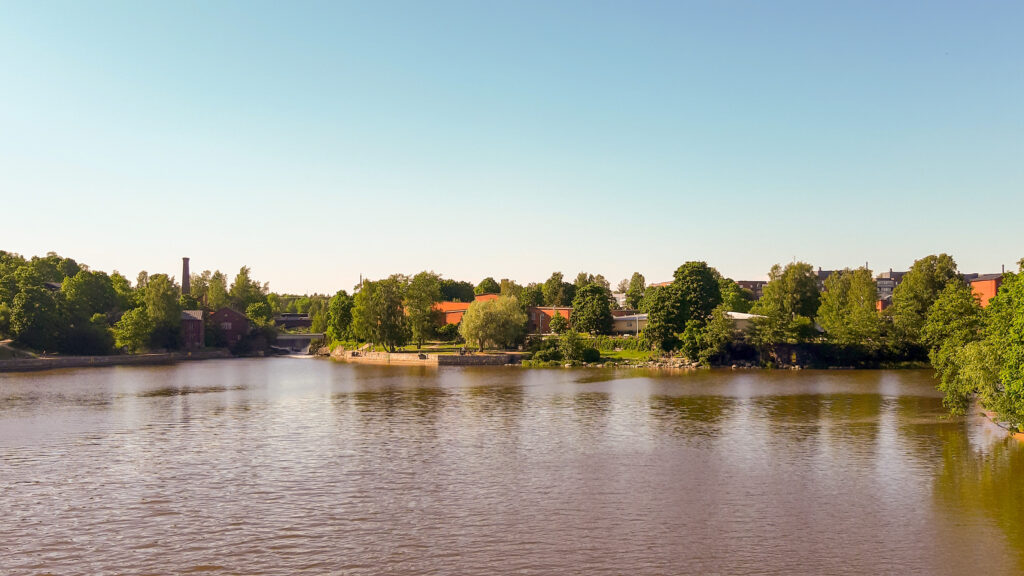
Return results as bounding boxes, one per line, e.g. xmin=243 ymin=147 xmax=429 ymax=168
xmin=2 ymin=359 xmax=1022 ymax=575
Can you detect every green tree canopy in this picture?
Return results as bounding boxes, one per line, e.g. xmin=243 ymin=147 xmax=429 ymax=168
xmin=229 ymin=266 xmax=268 ymax=311
xmin=458 ymin=295 xmax=527 ymax=351
xmin=570 ymin=283 xmax=613 ymax=334
xmin=542 ymin=272 xmax=576 ymax=307
xmin=672 ymin=261 xmax=723 ymax=327
xmin=922 ymin=282 xmax=986 ymax=415
xmin=351 ymin=276 xmax=409 ymax=352
xmin=891 ymin=253 xmax=961 ymax=347
xmin=326 ymin=290 xmax=354 ymax=342
xmin=406 ymin=271 xmax=442 ymax=348
xmin=549 ymin=312 xmax=569 ymax=334
xmin=641 ymin=285 xmax=680 ymax=351
xmin=439 ymin=279 xmax=475 ymax=302
xmin=62 ymin=270 xmax=118 ymax=322
xmin=142 ymin=274 xmax=182 ymax=349
xmin=751 ymin=262 xmax=821 ymax=346
xmin=207 ymin=271 xmax=230 ymax=310
xmin=246 ymin=301 xmax=274 ymax=327
xmin=718 ymin=277 xmax=753 ymax=313
xmin=817 ymin=267 xmax=881 ymax=349
xmin=114 ymin=307 xmax=153 ymax=354
xmin=625 ymin=272 xmax=646 ymax=309
xmin=474 ymin=277 xmax=501 ymax=295
xmin=10 ymin=286 xmax=62 ymax=351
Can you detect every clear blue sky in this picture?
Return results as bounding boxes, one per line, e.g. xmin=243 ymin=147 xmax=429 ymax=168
xmin=2 ymin=1 xmax=1021 ymax=294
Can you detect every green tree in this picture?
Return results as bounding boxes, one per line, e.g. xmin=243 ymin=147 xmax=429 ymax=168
xmin=458 ymin=296 xmax=527 ymax=350
xmin=308 ymin=296 xmax=329 ymax=333
xmin=817 ymin=267 xmax=881 ymax=349
xmin=142 ymin=274 xmax=182 ymax=349
xmin=625 ymin=272 xmax=646 ymax=309
xmin=922 ymin=282 xmax=986 ymax=415
xmin=549 ymin=312 xmax=569 ymax=334
xmin=351 ymin=276 xmax=409 ymax=351
xmin=114 ymin=307 xmax=154 ymax=353
xmin=62 ymin=270 xmax=117 ymax=322
xmin=475 ymin=277 xmax=501 ymax=295
xmin=406 ymin=271 xmax=442 ymax=348
xmin=974 ymin=265 xmax=1024 ymax=426
xmin=110 ymin=271 xmax=137 ymax=311
xmin=718 ymin=277 xmax=753 ymax=313
xmin=751 ymin=262 xmax=820 ymax=346
xmin=570 ymin=283 xmax=613 ymax=334
xmin=439 ymin=279 xmax=475 ymax=302
xmin=207 ymin=271 xmax=230 ymax=310
xmin=679 ymin=305 xmax=736 ymax=365
xmin=10 ymin=286 xmax=62 ymax=351
xmin=326 ymin=290 xmax=354 ymax=342
xmin=891 ymin=254 xmax=961 ymax=347
xmin=229 ymin=266 xmax=268 ymax=311
xmin=521 ymin=283 xmax=544 ymax=307
xmin=246 ymin=301 xmax=274 ymax=327
xmin=641 ymin=285 xmax=680 ymax=351
xmin=542 ymin=272 xmax=575 ymax=306
xmin=672 ymin=261 xmax=723 ymax=327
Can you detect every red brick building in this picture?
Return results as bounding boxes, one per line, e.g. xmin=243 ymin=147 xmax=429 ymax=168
xmin=527 ymin=306 xmax=572 ymax=334
xmin=210 ymin=307 xmax=250 ymax=345
xmin=970 ymin=274 xmax=1003 ymax=308
xmin=181 ymin=310 xmax=204 ymax=350
xmin=434 ymin=293 xmax=500 ymax=325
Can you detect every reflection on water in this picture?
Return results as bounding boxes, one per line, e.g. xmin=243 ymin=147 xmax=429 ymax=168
xmin=1 ymin=359 xmax=1023 ymax=575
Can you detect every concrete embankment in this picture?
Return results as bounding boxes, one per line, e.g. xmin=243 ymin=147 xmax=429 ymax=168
xmin=0 ymin=349 xmax=232 ymax=373
xmin=329 ymin=347 xmax=517 ymax=367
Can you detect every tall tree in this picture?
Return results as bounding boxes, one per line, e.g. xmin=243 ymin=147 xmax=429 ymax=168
xmin=521 ymin=283 xmax=544 ymax=307
xmin=542 ymin=272 xmax=575 ymax=306
xmin=207 ymin=271 xmax=230 ymax=310
xmin=921 ymin=282 xmax=986 ymax=415
xmin=406 ymin=271 xmax=442 ymax=348
xmin=891 ymin=254 xmax=961 ymax=347
xmin=672 ymin=261 xmax=722 ymax=327
xmin=229 ymin=266 xmax=268 ymax=311
xmin=326 ymin=290 xmax=354 ymax=342
xmin=142 ymin=274 xmax=182 ymax=349
xmin=570 ymin=283 xmax=613 ymax=334
xmin=351 ymin=276 xmax=409 ymax=352
xmin=817 ymin=268 xmax=881 ymax=349
xmin=625 ymin=272 xmax=646 ymax=309
xmin=62 ymin=270 xmax=118 ymax=322
xmin=642 ymin=285 xmax=680 ymax=351
xmin=10 ymin=286 xmax=62 ymax=351
xmin=751 ymin=262 xmax=820 ymax=345
xmin=474 ymin=277 xmax=501 ymax=295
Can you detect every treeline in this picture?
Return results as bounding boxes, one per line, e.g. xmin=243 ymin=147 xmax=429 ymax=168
xmin=0 ymin=251 xmax=277 ymax=354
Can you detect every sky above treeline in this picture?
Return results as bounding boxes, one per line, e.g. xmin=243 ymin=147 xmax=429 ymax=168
xmin=2 ymin=1 xmax=1021 ymax=294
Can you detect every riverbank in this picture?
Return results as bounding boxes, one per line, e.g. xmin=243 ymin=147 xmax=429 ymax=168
xmin=0 ymin=349 xmax=233 ymax=373
xmin=328 ymin=347 xmax=519 ymax=367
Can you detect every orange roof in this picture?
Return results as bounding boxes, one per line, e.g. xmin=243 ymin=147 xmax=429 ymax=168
xmin=434 ymin=301 xmax=472 ymax=312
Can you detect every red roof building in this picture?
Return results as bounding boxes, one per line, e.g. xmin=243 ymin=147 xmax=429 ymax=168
xmin=181 ymin=310 xmax=204 ymax=350
xmin=433 ymin=293 xmax=500 ymax=325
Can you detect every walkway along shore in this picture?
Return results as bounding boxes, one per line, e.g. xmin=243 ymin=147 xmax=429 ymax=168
xmin=0 ymin=349 xmax=232 ymax=373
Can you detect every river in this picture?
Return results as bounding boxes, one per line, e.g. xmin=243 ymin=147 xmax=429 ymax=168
xmin=2 ymin=358 xmax=1022 ymax=575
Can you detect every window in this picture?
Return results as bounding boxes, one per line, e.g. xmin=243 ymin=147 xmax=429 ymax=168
xmin=221 ymin=322 xmax=232 ymax=330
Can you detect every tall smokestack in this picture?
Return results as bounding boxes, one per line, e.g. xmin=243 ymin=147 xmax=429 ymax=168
xmin=182 ymin=257 xmax=191 ymax=296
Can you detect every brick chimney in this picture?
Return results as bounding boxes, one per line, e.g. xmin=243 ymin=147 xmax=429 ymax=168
xmin=182 ymin=257 xmax=191 ymax=296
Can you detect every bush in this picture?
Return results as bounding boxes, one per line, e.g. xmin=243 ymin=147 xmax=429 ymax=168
xmin=436 ymin=322 xmax=462 ymax=342
xmin=581 ymin=347 xmax=601 ymax=363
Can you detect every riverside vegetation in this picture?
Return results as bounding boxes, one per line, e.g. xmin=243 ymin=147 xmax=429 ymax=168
xmin=2 ymin=250 xmax=1022 ymax=430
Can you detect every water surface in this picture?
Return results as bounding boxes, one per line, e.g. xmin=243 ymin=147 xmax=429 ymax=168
xmin=2 ymin=359 xmax=1022 ymax=575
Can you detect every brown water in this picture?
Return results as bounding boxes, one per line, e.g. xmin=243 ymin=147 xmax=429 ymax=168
xmin=2 ymin=359 xmax=1023 ymax=575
